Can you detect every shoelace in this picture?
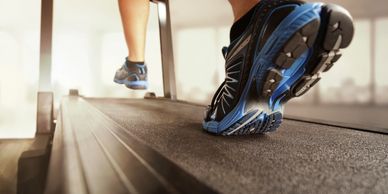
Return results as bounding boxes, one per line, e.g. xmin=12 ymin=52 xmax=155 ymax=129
xmin=206 ymin=47 xmax=229 ymax=119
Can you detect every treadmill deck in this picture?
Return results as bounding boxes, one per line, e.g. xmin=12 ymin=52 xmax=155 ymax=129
xmin=87 ymin=98 xmax=388 ymax=194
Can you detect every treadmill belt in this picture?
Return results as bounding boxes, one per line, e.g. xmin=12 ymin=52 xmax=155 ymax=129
xmin=88 ymin=98 xmax=388 ymax=194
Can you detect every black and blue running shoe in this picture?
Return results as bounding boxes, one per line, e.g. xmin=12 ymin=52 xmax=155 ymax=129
xmin=114 ymin=58 xmax=148 ymax=90
xmin=203 ymin=0 xmax=354 ymax=135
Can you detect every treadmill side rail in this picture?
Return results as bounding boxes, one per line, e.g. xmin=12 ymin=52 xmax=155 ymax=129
xmin=44 ymin=96 xmax=218 ymax=194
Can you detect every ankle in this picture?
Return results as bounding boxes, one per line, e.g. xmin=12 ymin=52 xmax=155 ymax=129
xmin=127 ymin=54 xmax=145 ymax=63
xmin=229 ymin=3 xmax=258 ymax=42
xmin=231 ymin=0 xmax=260 ymax=21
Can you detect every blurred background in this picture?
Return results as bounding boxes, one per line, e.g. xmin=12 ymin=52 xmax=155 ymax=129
xmin=0 ymin=0 xmax=387 ymax=138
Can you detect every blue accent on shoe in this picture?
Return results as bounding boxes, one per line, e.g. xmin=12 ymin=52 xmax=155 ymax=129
xmin=269 ymin=51 xmax=311 ymax=109
xmin=125 ymin=80 xmax=149 ymax=88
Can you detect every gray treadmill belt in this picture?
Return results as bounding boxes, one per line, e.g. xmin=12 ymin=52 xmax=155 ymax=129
xmin=88 ymin=98 xmax=388 ymax=194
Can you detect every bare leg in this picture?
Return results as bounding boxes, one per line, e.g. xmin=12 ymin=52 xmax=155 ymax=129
xmin=118 ymin=0 xmax=150 ymax=62
xmin=228 ymin=0 xmax=260 ymax=21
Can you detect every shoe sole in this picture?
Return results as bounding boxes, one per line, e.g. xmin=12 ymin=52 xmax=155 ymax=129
xmin=219 ymin=3 xmax=354 ymax=136
xmin=114 ymin=79 xmax=148 ymax=90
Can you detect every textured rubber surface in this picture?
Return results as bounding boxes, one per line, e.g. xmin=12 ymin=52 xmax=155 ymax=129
xmin=89 ymin=98 xmax=388 ymax=194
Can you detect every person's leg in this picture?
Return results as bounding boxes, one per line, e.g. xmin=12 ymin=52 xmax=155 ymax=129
xmin=118 ymin=0 xmax=150 ymax=62
xmin=228 ymin=0 xmax=260 ymax=22
xmin=114 ymin=0 xmax=150 ymax=90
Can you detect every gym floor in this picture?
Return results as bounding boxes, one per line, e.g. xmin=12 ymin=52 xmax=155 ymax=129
xmin=0 ymin=139 xmax=33 ymax=194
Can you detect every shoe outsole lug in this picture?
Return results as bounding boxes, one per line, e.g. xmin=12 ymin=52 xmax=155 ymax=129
xmin=323 ymin=4 xmax=354 ymax=50
xmin=262 ymin=68 xmax=283 ymax=97
xmin=284 ymin=33 xmax=304 ymax=52
xmin=274 ymin=19 xmax=320 ymax=69
xmin=293 ymin=76 xmax=321 ymax=97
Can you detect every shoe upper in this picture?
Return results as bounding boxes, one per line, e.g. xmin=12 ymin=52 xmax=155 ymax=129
xmin=205 ymin=0 xmax=304 ymax=122
xmin=114 ymin=58 xmax=148 ymax=82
